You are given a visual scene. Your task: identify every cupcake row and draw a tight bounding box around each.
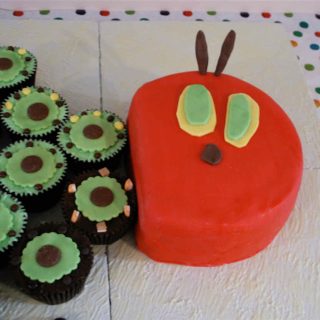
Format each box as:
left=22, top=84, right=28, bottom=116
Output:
left=0, top=165, right=136, bottom=304
left=0, top=46, right=136, bottom=305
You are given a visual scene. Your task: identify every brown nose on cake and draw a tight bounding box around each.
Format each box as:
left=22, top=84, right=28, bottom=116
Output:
left=201, top=144, right=222, bottom=165
left=0, top=57, right=13, bottom=70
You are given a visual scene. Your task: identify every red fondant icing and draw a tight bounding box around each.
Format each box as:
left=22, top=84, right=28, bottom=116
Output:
left=128, top=72, right=303, bottom=266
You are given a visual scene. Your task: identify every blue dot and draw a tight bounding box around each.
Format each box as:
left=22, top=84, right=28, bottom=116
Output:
left=310, top=43, right=319, bottom=50
left=299, top=21, right=309, bottom=28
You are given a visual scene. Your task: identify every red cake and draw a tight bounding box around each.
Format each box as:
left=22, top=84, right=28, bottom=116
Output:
left=128, top=30, right=303, bottom=266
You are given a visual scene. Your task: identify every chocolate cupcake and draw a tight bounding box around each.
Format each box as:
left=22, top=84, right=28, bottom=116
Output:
left=0, top=140, right=67, bottom=212
left=63, top=168, right=136, bottom=244
left=0, top=192, right=28, bottom=267
left=57, top=109, right=127, bottom=172
left=1, top=86, right=69, bottom=143
left=0, top=46, right=37, bottom=102
left=10, top=223, right=93, bottom=304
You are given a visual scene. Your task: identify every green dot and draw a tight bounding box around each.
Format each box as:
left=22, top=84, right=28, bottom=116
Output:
left=39, top=9, right=50, bottom=15
left=140, top=18, right=149, bottom=21
left=54, top=17, right=63, bottom=20
left=315, top=87, right=320, bottom=94
left=284, top=12, right=293, bottom=17
left=125, top=10, right=135, bottom=15
left=207, top=11, right=217, bottom=16
left=293, top=31, right=303, bottom=37
left=304, top=64, right=315, bottom=71
left=299, top=21, right=309, bottom=28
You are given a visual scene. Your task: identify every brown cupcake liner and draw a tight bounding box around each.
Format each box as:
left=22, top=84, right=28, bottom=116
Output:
left=10, top=222, right=93, bottom=305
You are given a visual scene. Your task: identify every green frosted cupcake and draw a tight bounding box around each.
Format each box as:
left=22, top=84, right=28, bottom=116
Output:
left=1, top=86, right=69, bottom=142
left=57, top=109, right=127, bottom=172
left=0, top=140, right=67, bottom=212
left=0, top=46, right=37, bottom=102
left=63, top=168, right=136, bottom=244
left=0, top=192, right=28, bottom=267
left=10, top=223, right=93, bottom=304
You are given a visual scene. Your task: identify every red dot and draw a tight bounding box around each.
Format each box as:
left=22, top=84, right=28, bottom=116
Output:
left=13, top=10, right=24, bottom=17
left=315, top=31, right=320, bottom=37
left=262, top=12, right=271, bottom=18
left=100, top=10, right=110, bottom=16
left=183, top=10, right=193, bottom=17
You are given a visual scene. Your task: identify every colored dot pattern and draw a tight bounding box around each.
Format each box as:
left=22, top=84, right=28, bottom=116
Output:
left=0, top=8, right=319, bottom=110
left=305, top=64, right=315, bottom=71
left=299, top=21, right=309, bottom=28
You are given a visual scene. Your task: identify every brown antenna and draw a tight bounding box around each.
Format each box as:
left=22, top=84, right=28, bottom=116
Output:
left=214, top=30, right=236, bottom=76
left=195, top=31, right=208, bottom=75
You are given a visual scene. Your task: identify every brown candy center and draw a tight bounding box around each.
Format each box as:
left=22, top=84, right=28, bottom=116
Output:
left=0, top=58, right=13, bottom=70
left=21, top=155, right=43, bottom=173
left=90, top=187, right=114, bottom=207
left=36, top=245, right=61, bottom=268
left=27, top=103, right=49, bottom=121
left=83, top=125, right=103, bottom=139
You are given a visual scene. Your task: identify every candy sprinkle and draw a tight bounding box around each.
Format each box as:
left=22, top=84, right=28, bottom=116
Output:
left=50, top=93, right=59, bottom=101
left=114, top=121, right=124, bottom=130
left=93, top=110, right=101, bottom=117
left=22, top=87, right=31, bottom=95
left=18, top=48, right=26, bottom=55
left=70, top=115, right=79, bottom=123
left=5, top=101, right=13, bottom=110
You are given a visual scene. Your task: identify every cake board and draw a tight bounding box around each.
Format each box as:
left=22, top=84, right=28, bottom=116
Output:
left=0, top=20, right=318, bottom=320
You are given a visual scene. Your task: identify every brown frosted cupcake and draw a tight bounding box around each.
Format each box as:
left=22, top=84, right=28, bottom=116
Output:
left=62, top=168, right=136, bottom=244
left=10, top=223, right=93, bottom=305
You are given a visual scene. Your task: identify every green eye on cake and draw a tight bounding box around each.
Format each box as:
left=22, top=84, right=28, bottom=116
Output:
left=63, top=168, right=136, bottom=244
left=10, top=223, right=93, bottom=304
left=0, top=140, right=67, bottom=212
left=58, top=109, right=127, bottom=172
left=0, top=192, right=28, bottom=267
left=1, top=86, right=69, bottom=142
left=0, top=46, right=37, bottom=101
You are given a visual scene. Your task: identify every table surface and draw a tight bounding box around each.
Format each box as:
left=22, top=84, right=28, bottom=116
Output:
left=0, top=12, right=319, bottom=320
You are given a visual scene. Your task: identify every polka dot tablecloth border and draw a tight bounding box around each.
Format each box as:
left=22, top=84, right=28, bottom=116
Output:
left=0, top=8, right=319, bottom=113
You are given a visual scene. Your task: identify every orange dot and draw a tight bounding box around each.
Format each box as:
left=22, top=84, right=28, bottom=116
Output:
left=13, top=10, right=24, bottom=17
left=290, top=40, right=298, bottom=47
left=100, top=10, right=110, bottom=16
left=262, top=12, right=271, bottom=18
left=314, top=99, right=320, bottom=108
left=183, top=10, right=193, bottom=17
left=315, top=31, right=320, bottom=37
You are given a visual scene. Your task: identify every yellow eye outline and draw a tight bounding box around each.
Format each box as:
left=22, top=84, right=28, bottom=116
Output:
left=224, top=93, right=260, bottom=148
left=176, top=84, right=216, bottom=137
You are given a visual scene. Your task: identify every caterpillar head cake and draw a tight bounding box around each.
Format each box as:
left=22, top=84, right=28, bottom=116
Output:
left=128, top=30, right=303, bottom=266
